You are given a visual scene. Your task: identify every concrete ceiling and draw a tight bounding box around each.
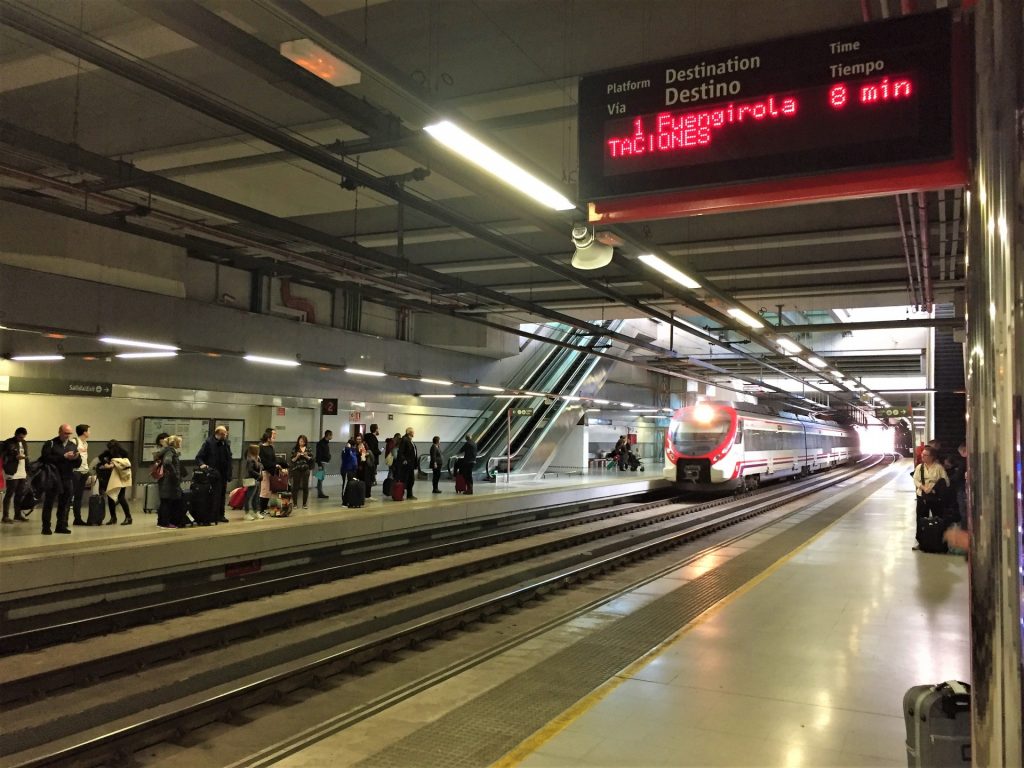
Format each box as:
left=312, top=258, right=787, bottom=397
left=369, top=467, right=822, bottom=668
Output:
left=0, top=0, right=967, bottom=414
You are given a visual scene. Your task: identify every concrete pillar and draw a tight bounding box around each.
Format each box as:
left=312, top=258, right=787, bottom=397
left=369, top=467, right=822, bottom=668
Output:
left=964, top=2, right=1023, bottom=764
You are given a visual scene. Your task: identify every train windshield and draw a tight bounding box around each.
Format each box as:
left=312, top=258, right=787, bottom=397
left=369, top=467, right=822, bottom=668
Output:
left=669, top=409, right=733, bottom=456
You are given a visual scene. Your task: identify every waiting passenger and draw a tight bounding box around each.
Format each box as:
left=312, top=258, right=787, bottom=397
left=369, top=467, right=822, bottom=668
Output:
left=196, top=425, right=232, bottom=523
left=365, top=425, right=382, bottom=484
left=39, top=423, right=82, bottom=535
left=429, top=436, right=443, bottom=494
left=1, top=427, right=30, bottom=524
left=459, top=432, right=477, bottom=494
left=397, top=427, right=419, bottom=500
left=242, top=444, right=262, bottom=520
left=340, top=439, right=358, bottom=496
left=946, top=443, right=968, bottom=521
left=258, top=428, right=283, bottom=518
left=70, top=424, right=92, bottom=526
left=913, top=447, right=950, bottom=520
left=96, top=439, right=132, bottom=525
left=157, top=435, right=187, bottom=529
left=290, top=435, right=314, bottom=509
left=315, top=430, right=332, bottom=499
left=354, top=434, right=376, bottom=498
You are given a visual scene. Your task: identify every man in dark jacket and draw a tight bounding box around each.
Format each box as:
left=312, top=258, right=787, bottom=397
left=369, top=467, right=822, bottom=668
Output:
left=2, top=427, right=30, bottom=523
left=364, top=425, right=381, bottom=486
left=459, top=433, right=478, bottom=495
left=315, top=430, right=332, bottom=498
left=397, top=427, right=419, bottom=500
left=39, top=423, right=82, bottom=535
left=196, top=425, right=233, bottom=522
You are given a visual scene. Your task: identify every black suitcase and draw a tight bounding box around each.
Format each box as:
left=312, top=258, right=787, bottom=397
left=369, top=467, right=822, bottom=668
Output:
left=87, top=494, right=106, bottom=525
left=904, top=680, right=971, bottom=767
left=189, top=467, right=219, bottom=525
left=916, top=515, right=950, bottom=553
left=381, top=477, right=392, bottom=497
left=344, top=478, right=366, bottom=508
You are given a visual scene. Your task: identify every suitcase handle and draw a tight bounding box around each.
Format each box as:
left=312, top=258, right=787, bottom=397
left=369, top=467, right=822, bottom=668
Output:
left=937, top=680, right=971, bottom=719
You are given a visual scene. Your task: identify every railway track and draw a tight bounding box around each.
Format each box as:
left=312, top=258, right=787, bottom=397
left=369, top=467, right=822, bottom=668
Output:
left=0, top=456, right=894, bottom=768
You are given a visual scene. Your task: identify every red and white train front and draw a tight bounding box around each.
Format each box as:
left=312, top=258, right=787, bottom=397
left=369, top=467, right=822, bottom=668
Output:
left=664, top=401, right=857, bottom=491
left=664, top=402, right=743, bottom=490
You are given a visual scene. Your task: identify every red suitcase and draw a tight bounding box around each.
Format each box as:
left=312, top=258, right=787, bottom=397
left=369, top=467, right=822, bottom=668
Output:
left=454, top=473, right=467, bottom=493
left=228, top=486, right=247, bottom=510
left=391, top=480, right=405, bottom=501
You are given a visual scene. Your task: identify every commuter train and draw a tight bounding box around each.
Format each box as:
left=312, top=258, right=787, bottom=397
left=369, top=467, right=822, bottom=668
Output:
left=665, top=401, right=860, bottom=491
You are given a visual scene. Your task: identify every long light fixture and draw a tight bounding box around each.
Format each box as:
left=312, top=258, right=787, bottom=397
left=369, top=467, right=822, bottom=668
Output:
left=420, top=394, right=455, bottom=399
left=727, top=308, right=765, bottom=329
left=478, top=385, right=504, bottom=392
left=593, top=399, right=610, bottom=404
left=423, top=120, right=575, bottom=211
left=244, top=354, right=300, bottom=367
left=10, top=354, right=65, bottom=361
left=494, top=394, right=518, bottom=399
left=585, top=408, right=600, bottom=412
left=345, top=367, right=386, bottom=377
left=808, top=356, right=828, bottom=368
left=420, top=377, right=452, bottom=386
left=638, top=253, right=701, bottom=289
left=525, top=391, right=546, bottom=397
left=630, top=408, right=658, bottom=413
left=117, top=351, right=178, bottom=359
left=619, top=402, right=635, bottom=407
left=100, top=336, right=179, bottom=351
left=777, top=337, right=802, bottom=354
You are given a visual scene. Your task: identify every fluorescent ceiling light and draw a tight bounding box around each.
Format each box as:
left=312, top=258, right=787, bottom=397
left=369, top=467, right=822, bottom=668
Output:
left=245, top=354, right=300, bottom=367
left=525, top=391, right=546, bottom=397
left=420, top=394, right=455, bottom=399
left=10, top=354, right=65, bottom=361
left=638, top=253, right=701, bottom=289
left=777, top=337, right=802, bottom=354
left=808, top=357, right=828, bottom=368
left=117, top=351, right=178, bottom=359
left=494, top=394, right=518, bottom=399
left=727, top=308, right=765, bottom=329
left=345, top=367, right=386, bottom=377
left=563, top=395, right=581, bottom=401
left=593, top=399, right=610, bottom=404
left=100, top=336, right=179, bottom=351
left=619, top=402, right=635, bottom=407
left=478, top=385, right=504, bottom=392
left=830, top=370, right=844, bottom=378
left=351, top=401, right=366, bottom=407
left=630, top=408, right=658, bottom=413
left=420, top=377, right=452, bottom=386
left=423, top=120, right=575, bottom=211
left=279, top=39, right=361, bottom=86
left=585, top=408, right=600, bottom=412
left=661, top=408, right=674, bottom=412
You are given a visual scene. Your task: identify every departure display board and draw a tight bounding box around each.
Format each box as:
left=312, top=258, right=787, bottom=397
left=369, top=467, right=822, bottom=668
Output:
left=578, top=11, right=954, bottom=202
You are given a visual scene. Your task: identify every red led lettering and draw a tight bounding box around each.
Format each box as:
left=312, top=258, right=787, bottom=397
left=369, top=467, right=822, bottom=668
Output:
left=829, top=83, right=848, bottom=108
left=859, top=76, right=912, bottom=104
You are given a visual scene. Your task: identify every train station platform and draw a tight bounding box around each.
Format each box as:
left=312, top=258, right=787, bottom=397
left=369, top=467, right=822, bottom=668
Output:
left=0, top=468, right=668, bottom=601
left=263, top=460, right=970, bottom=767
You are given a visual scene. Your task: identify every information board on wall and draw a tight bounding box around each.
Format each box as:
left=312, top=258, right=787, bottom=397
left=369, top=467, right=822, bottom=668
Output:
left=578, top=10, right=954, bottom=204
left=140, top=417, right=211, bottom=461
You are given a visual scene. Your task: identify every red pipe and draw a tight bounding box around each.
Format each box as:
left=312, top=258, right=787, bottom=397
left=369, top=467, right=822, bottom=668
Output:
left=861, top=0, right=873, bottom=21
left=280, top=278, right=316, bottom=323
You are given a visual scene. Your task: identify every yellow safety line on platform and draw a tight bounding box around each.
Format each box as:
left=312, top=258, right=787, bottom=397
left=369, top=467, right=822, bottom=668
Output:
left=491, top=465, right=901, bottom=768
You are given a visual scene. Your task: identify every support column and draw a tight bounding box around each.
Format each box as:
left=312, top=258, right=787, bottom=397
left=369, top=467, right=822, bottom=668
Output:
left=965, top=2, right=1023, bottom=765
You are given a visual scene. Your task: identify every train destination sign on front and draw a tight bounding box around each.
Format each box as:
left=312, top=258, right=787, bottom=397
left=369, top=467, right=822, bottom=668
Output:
left=578, top=11, right=954, bottom=205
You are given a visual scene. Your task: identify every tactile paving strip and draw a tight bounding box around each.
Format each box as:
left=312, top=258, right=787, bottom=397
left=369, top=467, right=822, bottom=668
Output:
left=354, top=469, right=896, bottom=768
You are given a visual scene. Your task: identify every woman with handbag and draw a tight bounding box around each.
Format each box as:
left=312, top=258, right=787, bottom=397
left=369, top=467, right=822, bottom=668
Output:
left=242, top=443, right=262, bottom=520
left=290, top=435, right=313, bottom=509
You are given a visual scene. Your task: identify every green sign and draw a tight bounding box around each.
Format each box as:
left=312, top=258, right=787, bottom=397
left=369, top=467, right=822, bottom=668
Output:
left=7, top=377, right=112, bottom=397
left=510, top=407, right=534, bottom=417
left=876, top=406, right=911, bottom=419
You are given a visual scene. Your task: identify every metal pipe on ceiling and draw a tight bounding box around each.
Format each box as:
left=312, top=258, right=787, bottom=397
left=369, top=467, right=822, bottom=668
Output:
left=917, top=191, right=934, bottom=311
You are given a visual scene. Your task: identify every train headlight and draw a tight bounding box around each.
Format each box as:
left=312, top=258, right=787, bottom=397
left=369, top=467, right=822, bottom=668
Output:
left=693, top=402, right=715, bottom=424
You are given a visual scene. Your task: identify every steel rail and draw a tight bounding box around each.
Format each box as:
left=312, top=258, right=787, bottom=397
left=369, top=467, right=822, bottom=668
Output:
left=3, top=458, right=889, bottom=768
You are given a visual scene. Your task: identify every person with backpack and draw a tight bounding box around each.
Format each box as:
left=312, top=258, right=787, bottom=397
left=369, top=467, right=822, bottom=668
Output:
left=2, top=427, right=30, bottom=524
left=39, top=423, right=82, bottom=535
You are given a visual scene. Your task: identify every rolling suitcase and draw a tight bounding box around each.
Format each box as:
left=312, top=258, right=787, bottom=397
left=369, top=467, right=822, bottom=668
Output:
left=228, top=486, right=247, bottom=510
left=382, top=477, right=393, bottom=497
left=343, top=478, right=366, bottom=508
left=87, top=493, right=106, bottom=525
left=390, top=479, right=405, bottom=502
left=916, top=515, right=949, bottom=553
left=189, top=468, right=218, bottom=525
left=904, top=680, right=971, bottom=767
left=454, top=473, right=467, bottom=494
left=144, top=483, right=161, bottom=513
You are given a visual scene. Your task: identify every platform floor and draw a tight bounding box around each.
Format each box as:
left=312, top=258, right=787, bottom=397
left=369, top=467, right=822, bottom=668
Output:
left=0, top=467, right=657, bottom=552
left=506, top=463, right=970, bottom=767
left=265, top=460, right=969, bottom=768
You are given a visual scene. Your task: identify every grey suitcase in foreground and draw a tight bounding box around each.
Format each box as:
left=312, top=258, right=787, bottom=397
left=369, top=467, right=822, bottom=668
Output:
left=904, top=680, right=971, bottom=767
left=144, top=483, right=161, bottom=513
